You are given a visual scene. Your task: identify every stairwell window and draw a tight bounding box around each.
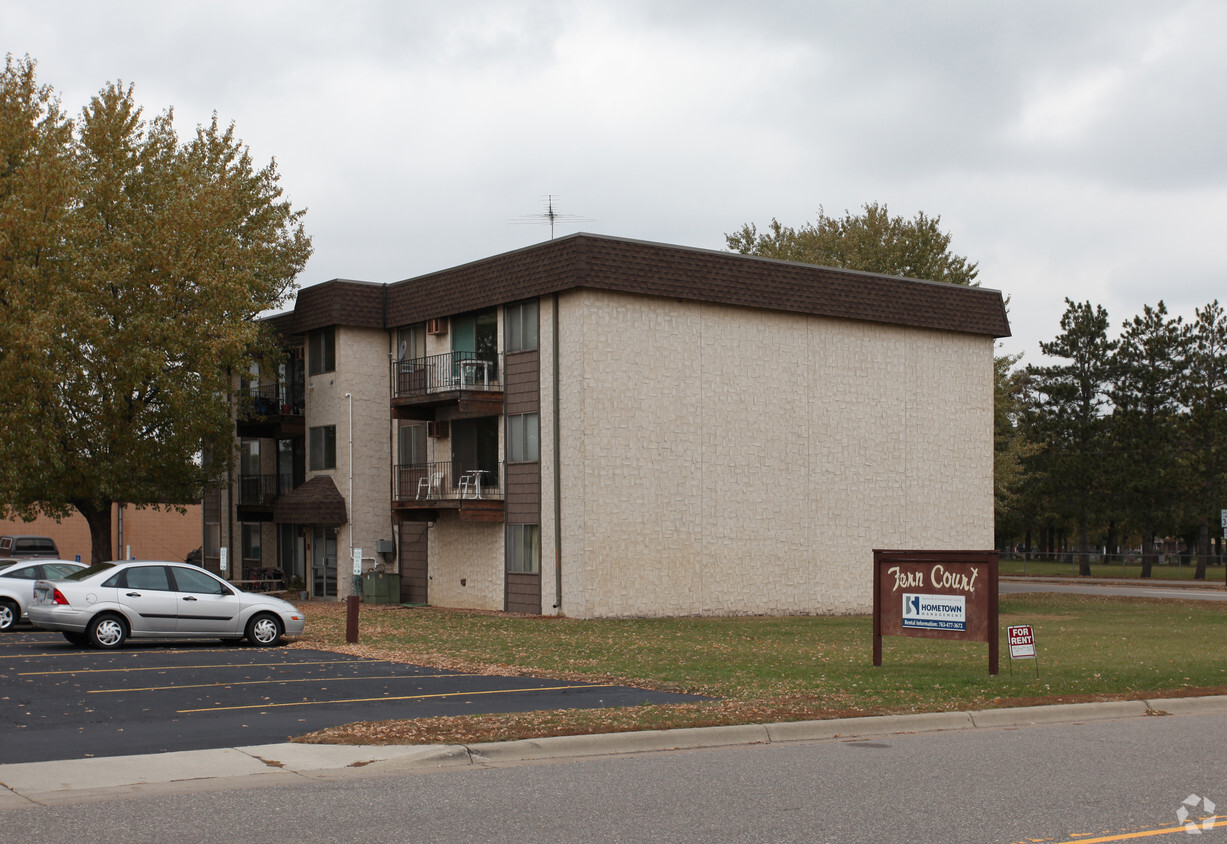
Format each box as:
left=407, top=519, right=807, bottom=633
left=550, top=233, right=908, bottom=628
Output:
left=507, top=524, right=540, bottom=574
left=506, top=412, right=539, bottom=463
left=308, top=327, right=335, bottom=375
left=309, top=425, right=337, bottom=470
left=505, top=300, right=538, bottom=352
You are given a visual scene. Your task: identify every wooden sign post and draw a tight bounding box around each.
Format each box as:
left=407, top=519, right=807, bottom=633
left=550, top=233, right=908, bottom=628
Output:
left=873, top=549, right=1000, bottom=675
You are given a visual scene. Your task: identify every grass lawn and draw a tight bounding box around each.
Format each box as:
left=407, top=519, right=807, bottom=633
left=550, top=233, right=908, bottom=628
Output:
left=292, top=593, right=1227, bottom=746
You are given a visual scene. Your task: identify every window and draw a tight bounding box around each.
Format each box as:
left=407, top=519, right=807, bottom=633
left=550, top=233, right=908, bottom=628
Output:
left=173, top=566, right=230, bottom=596
left=506, top=524, right=540, bottom=574
left=242, top=523, right=262, bottom=561
left=204, top=523, right=221, bottom=558
left=240, top=438, right=260, bottom=476
left=507, top=412, right=539, bottom=463
left=505, top=300, right=538, bottom=352
left=308, top=327, right=335, bottom=375
left=309, top=425, right=337, bottom=470
left=397, top=324, right=426, bottom=361
left=399, top=423, right=427, bottom=465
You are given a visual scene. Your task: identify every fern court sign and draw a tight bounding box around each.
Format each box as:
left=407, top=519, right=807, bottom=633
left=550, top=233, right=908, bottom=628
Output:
left=873, top=549, right=1000, bottom=675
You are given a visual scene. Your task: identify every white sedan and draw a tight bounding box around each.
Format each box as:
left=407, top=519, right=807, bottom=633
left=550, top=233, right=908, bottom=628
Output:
left=0, top=559, right=88, bottom=631
left=29, top=560, right=305, bottom=648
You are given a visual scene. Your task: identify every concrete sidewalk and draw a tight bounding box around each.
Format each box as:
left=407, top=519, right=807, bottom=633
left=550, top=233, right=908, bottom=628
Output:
left=4, top=695, right=1226, bottom=811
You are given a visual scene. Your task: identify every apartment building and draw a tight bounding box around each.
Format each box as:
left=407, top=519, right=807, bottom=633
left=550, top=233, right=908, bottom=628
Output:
left=206, top=233, right=1010, bottom=618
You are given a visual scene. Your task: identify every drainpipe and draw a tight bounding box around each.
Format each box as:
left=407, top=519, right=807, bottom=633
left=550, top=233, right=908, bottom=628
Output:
left=346, top=391, right=355, bottom=598
left=552, top=293, right=562, bottom=612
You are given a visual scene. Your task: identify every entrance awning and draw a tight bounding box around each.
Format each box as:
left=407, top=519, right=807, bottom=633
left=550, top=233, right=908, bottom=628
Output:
left=273, top=476, right=348, bottom=525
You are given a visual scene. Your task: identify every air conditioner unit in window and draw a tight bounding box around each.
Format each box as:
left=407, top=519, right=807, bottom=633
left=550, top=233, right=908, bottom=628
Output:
left=427, top=420, right=449, bottom=439
left=426, top=318, right=447, bottom=336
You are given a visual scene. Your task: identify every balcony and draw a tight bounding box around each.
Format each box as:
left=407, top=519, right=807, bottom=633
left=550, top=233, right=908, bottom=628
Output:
left=236, top=383, right=305, bottom=438
left=391, top=352, right=504, bottom=420
left=237, top=472, right=305, bottom=520
left=392, top=461, right=505, bottom=522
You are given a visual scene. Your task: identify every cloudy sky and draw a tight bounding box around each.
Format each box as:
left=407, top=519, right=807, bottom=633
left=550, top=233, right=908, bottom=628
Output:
left=5, top=0, right=1225, bottom=362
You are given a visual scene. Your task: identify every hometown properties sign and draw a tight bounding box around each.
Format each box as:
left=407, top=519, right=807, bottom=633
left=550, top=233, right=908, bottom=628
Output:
left=873, top=549, right=1000, bottom=675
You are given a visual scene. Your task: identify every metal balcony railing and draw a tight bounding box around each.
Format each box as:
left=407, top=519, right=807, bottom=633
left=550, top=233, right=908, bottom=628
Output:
left=239, top=383, right=305, bottom=418
left=237, top=473, right=303, bottom=506
left=392, top=352, right=502, bottom=400
left=393, top=461, right=504, bottom=502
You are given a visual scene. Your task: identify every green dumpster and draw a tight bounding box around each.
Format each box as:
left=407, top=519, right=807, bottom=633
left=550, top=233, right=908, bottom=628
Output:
left=361, top=572, right=400, bottom=605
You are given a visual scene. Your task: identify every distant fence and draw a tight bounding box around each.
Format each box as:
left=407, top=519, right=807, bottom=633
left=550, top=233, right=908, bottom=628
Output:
left=1000, top=550, right=1225, bottom=579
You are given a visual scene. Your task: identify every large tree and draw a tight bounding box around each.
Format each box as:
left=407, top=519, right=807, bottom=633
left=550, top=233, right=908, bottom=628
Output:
left=1023, top=300, right=1116, bottom=575
left=1108, top=302, right=1187, bottom=577
left=0, top=56, right=312, bottom=563
left=726, top=202, right=979, bottom=286
left=1181, top=301, right=1227, bottom=577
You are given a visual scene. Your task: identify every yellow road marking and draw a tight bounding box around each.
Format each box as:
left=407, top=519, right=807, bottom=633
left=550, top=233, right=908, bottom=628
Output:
left=87, top=673, right=464, bottom=693
left=18, top=659, right=373, bottom=676
left=177, top=683, right=616, bottom=713
left=1039, top=817, right=1227, bottom=842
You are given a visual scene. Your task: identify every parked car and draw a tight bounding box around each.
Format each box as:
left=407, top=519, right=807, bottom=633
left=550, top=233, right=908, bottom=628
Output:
left=0, top=559, right=88, bottom=631
left=0, top=535, right=60, bottom=559
left=28, top=560, right=306, bottom=648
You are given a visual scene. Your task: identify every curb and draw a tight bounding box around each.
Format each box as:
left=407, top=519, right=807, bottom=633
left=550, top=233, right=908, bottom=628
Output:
left=6, top=695, right=1227, bottom=810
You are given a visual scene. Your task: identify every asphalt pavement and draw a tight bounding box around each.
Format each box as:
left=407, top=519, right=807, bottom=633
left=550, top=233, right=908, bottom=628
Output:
left=4, top=695, right=1226, bottom=812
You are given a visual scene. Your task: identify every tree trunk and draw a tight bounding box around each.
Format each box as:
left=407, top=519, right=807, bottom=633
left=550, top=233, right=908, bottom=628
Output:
left=1077, top=508, right=1092, bottom=577
left=1195, top=518, right=1209, bottom=580
left=72, top=499, right=114, bottom=564
left=1140, top=534, right=1155, bottom=579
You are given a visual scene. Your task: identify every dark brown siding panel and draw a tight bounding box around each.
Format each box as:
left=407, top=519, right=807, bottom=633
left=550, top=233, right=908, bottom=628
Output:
left=398, top=522, right=428, bottom=604
left=505, top=463, right=541, bottom=523
left=506, top=572, right=541, bottom=614
left=504, top=350, right=540, bottom=416
left=281, top=235, right=1008, bottom=340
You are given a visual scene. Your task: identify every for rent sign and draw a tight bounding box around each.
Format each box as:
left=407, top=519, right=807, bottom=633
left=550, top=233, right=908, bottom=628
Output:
left=873, top=549, right=1000, bottom=675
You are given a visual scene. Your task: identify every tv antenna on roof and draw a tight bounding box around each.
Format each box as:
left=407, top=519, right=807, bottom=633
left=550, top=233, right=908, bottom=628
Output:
left=510, top=195, right=594, bottom=239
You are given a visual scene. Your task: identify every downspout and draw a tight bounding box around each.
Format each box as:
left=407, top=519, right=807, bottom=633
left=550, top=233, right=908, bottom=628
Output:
left=552, top=293, right=563, bottom=611
left=346, top=391, right=354, bottom=598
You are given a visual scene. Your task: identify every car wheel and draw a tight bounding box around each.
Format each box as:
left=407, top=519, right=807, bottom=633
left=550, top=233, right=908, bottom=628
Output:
left=87, top=614, right=127, bottom=649
left=245, top=613, right=283, bottom=647
left=0, top=599, right=17, bottom=631
left=62, top=631, right=88, bottom=646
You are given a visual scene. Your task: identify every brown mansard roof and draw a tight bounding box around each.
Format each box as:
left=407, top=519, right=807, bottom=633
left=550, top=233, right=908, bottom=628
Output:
left=279, top=233, right=1010, bottom=338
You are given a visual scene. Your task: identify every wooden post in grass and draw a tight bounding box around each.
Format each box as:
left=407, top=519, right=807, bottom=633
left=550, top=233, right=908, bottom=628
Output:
left=346, top=594, right=360, bottom=643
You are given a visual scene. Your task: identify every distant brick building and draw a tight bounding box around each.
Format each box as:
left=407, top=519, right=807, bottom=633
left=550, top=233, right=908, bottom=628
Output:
left=210, top=234, right=1009, bottom=617
left=0, top=504, right=201, bottom=564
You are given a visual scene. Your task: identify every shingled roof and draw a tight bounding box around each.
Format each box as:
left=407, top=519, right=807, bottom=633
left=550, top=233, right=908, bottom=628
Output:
left=273, top=476, right=348, bottom=525
left=279, top=233, right=1011, bottom=338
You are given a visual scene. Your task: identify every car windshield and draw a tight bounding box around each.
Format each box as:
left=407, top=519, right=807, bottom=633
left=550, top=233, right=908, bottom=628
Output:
left=62, top=563, right=116, bottom=581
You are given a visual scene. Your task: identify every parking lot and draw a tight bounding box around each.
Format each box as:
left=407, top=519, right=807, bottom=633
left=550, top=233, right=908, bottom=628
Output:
left=0, top=629, right=703, bottom=764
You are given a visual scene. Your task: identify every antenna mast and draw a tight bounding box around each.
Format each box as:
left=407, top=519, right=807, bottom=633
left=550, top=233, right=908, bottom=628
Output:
left=510, top=195, right=594, bottom=239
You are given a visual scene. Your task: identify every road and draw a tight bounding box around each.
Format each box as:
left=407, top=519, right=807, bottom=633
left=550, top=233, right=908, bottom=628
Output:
left=4, top=708, right=1226, bottom=843
left=1000, top=577, right=1227, bottom=601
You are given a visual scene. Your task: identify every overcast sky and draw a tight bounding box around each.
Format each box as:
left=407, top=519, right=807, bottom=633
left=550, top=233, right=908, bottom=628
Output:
left=5, top=0, right=1225, bottom=362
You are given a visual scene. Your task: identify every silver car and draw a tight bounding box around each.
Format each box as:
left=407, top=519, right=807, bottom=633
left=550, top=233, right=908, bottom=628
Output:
left=0, top=559, right=88, bottom=631
left=29, top=560, right=306, bottom=648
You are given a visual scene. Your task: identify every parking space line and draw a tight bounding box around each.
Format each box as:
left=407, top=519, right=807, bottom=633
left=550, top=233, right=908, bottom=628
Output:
left=86, top=673, right=465, bottom=693
left=18, top=659, right=375, bottom=676
left=177, top=683, right=617, bottom=713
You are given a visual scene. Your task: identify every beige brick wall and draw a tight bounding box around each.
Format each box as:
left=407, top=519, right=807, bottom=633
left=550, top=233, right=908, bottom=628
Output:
left=304, top=326, right=394, bottom=597
left=556, top=289, right=994, bottom=618
left=428, top=515, right=504, bottom=610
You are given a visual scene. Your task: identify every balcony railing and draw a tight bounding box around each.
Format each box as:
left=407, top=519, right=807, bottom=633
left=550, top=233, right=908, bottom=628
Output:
left=392, top=352, right=502, bottom=400
left=393, top=461, right=503, bottom=502
left=238, top=472, right=303, bottom=506
left=239, top=383, right=305, bottom=419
